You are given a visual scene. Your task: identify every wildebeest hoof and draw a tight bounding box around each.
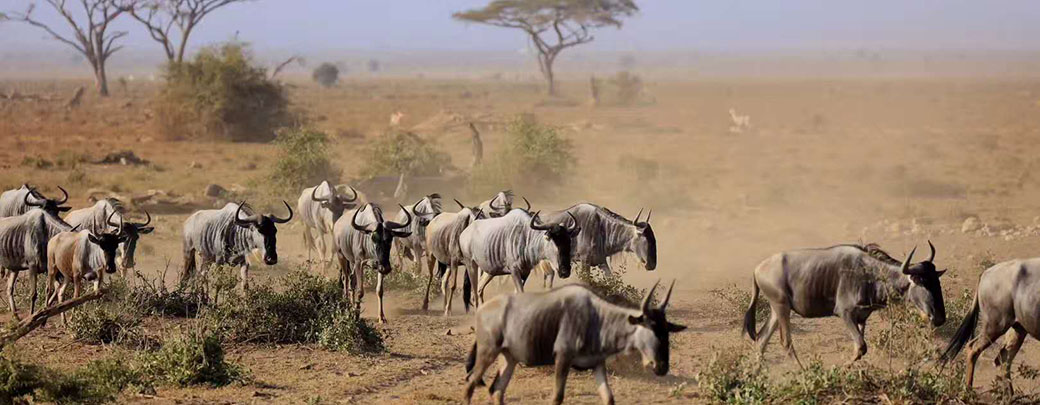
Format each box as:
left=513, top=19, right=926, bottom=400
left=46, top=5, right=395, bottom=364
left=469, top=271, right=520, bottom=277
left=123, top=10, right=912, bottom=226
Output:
left=83, top=271, right=98, bottom=281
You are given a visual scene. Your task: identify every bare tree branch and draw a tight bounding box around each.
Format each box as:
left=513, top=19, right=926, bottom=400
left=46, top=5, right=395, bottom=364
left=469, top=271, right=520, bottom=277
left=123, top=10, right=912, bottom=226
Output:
left=270, top=55, right=304, bottom=79
left=130, top=0, right=251, bottom=63
left=0, top=289, right=106, bottom=349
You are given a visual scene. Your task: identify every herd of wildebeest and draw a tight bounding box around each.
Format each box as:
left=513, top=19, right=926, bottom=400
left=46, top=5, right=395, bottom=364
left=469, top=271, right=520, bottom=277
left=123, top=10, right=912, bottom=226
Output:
left=0, top=181, right=1037, bottom=403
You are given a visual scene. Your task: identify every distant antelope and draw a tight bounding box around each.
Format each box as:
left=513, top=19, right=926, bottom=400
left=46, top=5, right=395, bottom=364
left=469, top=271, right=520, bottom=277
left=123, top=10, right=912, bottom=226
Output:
left=729, top=108, right=751, bottom=134
left=390, top=111, right=405, bottom=127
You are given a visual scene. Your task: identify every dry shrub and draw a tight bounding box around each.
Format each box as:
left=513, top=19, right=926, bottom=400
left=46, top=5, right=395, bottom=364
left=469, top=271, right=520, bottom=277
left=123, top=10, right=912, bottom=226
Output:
left=268, top=127, right=340, bottom=197
left=360, top=130, right=452, bottom=179
left=471, top=114, right=573, bottom=195
left=610, top=71, right=643, bottom=105
left=312, top=63, right=340, bottom=88
left=156, top=41, right=291, bottom=142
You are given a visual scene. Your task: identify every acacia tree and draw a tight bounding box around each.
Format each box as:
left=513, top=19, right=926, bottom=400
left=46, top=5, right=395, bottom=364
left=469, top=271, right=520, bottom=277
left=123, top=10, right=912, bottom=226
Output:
left=129, top=0, right=249, bottom=64
left=2, top=1, right=135, bottom=96
left=454, top=0, right=637, bottom=96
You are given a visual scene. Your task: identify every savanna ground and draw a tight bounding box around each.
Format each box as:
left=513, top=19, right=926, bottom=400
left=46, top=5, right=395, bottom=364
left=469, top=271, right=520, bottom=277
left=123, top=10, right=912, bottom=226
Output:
left=2, top=74, right=1040, bottom=403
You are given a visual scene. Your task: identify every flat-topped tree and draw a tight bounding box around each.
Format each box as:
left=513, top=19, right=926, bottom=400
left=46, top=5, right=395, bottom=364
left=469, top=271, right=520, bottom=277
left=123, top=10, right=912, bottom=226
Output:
left=454, top=0, right=638, bottom=96
left=2, top=1, right=135, bottom=97
left=130, top=0, right=251, bottom=64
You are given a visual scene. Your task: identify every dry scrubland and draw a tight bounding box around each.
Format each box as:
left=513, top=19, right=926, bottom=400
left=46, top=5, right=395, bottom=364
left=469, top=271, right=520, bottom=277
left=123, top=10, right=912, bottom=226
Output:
left=2, top=76, right=1040, bottom=403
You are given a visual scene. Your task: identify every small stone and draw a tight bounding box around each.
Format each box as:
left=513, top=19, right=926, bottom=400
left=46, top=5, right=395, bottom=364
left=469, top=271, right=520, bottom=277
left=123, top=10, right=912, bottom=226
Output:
left=204, top=184, right=227, bottom=198
left=189, top=161, right=202, bottom=169
left=961, top=217, right=982, bottom=233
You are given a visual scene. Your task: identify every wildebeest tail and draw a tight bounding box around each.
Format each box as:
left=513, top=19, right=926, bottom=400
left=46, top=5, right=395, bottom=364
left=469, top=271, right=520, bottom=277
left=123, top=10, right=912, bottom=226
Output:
left=744, top=276, right=760, bottom=341
left=940, top=293, right=980, bottom=365
left=463, top=271, right=472, bottom=312
left=464, top=340, right=484, bottom=386
left=435, top=261, right=447, bottom=279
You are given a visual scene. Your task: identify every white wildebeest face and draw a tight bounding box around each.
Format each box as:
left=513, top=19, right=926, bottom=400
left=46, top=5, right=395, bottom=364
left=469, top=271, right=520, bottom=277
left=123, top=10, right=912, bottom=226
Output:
left=353, top=205, right=412, bottom=274
left=902, top=241, right=947, bottom=327
left=312, top=184, right=359, bottom=224
left=487, top=191, right=513, bottom=218
left=24, top=186, right=71, bottom=217
left=531, top=211, right=580, bottom=279
left=115, top=211, right=154, bottom=270
left=632, top=209, right=657, bottom=271
left=627, top=281, right=687, bottom=376
left=235, top=201, right=293, bottom=265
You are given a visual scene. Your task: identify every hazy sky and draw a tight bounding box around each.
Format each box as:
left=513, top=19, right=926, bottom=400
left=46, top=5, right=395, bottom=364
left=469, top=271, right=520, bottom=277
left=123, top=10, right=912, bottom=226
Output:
left=2, top=0, right=1039, bottom=55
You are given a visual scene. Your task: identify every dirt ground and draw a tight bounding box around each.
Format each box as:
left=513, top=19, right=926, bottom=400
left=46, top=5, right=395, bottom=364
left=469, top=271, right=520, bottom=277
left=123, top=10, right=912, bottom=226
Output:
left=3, top=76, right=1040, bottom=403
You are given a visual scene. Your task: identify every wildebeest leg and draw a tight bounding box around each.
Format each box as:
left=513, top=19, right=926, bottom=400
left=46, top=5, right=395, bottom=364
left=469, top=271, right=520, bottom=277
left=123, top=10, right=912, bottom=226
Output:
left=57, top=280, right=68, bottom=326
left=28, top=268, right=38, bottom=315
left=337, top=255, right=349, bottom=300
left=509, top=267, right=524, bottom=294
left=994, top=323, right=1026, bottom=393
left=464, top=343, right=499, bottom=405
left=6, top=270, right=19, bottom=319
left=552, top=354, right=572, bottom=405
left=756, top=309, right=779, bottom=361
left=776, top=305, right=801, bottom=367
left=965, top=318, right=1010, bottom=388
left=180, top=248, right=196, bottom=286
left=594, top=363, right=614, bottom=405
left=840, top=313, right=867, bottom=364
left=445, top=261, right=458, bottom=317
left=490, top=352, right=517, bottom=405
left=316, top=231, right=327, bottom=267
left=477, top=271, right=494, bottom=304
left=239, top=263, right=250, bottom=291
left=422, top=253, right=435, bottom=311
left=376, top=272, right=387, bottom=323
left=353, top=261, right=365, bottom=311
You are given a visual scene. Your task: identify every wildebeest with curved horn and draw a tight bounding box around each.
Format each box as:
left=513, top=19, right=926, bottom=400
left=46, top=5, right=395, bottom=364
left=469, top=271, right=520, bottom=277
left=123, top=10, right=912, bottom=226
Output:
left=0, top=185, right=71, bottom=218
left=332, top=203, right=412, bottom=323
left=0, top=206, right=76, bottom=316
left=745, top=242, right=946, bottom=364
left=181, top=201, right=293, bottom=289
left=297, top=181, right=359, bottom=266
left=425, top=199, right=486, bottom=315
left=391, top=193, right=442, bottom=309
left=464, top=280, right=686, bottom=405
left=478, top=190, right=514, bottom=218
left=460, top=209, right=580, bottom=307
left=940, top=257, right=1040, bottom=392
left=65, top=199, right=154, bottom=280
left=46, top=212, right=128, bottom=324
left=537, top=204, right=656, bottom=288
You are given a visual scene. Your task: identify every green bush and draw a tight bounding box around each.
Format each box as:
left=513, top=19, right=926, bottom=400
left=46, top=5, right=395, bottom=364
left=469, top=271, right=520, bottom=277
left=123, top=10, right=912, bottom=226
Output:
left=65, top=281, right=148, bottom=347
left=471, top=114, right=573, bottom=194
left=316, top=306, right=386, bottom=353
left=268, top=127, right=340, bottom=196
left=157, top=41, right=292, bottom=142
left=360, top=130, right=452, bottom=179
left=136, top=332, right=245, bottom=387
left=575, top=263, right=651, bottom=307
left=312, top=63, right=340, bottom=87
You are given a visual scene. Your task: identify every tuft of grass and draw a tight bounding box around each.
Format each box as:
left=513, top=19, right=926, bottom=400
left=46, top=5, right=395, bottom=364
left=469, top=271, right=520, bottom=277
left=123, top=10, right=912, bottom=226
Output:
left=360, top=130, right=452, bottom=180
left=709, top=284, right=769, bottom=320
left=470, top=114, right=573, bottom=195
left=136, top=331, right=246, bottom=388
left=575, top=263, right=652, bottom=307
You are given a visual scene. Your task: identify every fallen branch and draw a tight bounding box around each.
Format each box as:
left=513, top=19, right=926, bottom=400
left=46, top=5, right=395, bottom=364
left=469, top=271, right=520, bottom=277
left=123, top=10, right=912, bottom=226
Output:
left=0, top=289, right=106, bottom=349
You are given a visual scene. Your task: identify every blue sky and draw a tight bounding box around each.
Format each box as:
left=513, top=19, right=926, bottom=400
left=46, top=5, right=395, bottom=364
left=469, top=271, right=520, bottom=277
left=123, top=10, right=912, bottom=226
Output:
left=2, top=0, right=1039, bottom=55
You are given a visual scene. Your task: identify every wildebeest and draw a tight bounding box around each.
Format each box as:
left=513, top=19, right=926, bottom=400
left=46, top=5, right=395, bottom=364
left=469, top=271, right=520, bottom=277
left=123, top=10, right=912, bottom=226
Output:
left=332, top=203, right=412, bottom=323
left=64, top=199, right=154, bottom=279
left=940, top=257, right=1040, bottom=392
left=46, top=212, right=127, bottom=324
left=0, top=185, right=71, bottom=218
left=464, top=281, right=686, bottom=405
left=181, top=201, right=293, bottom=289
left=425, top=199, right=486, bottom=315
left=537, top=204, right=657, bottom=287
left=0, top=207, right=76, bottom=316
left=478, top=190, right=514, bottom=218
left=391, top=193, right=442, bottom=309
left=744, top=242, right=946, bottom=364
left=460, top=209, right=580, bottom=306
left=297, top=181, right=359, bottom=265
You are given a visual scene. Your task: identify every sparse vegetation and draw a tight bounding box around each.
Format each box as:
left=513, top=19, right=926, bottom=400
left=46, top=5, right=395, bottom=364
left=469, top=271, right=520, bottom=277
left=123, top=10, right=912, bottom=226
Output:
left=135, top=331, right=245, bottom=387
left=709, top=284, right=769, bottom=320
left=611, top=71, right=643, bottom=105
left=312, top=63, right=340, bottom=87
left=268, top=126, right=340, bottom=197
left=576, top=263, right=650, bottom=307
left=471, top=114, right=573, bottom=194
left=156, top=41, right=292, bottom=142
left=360, top=130, right=452, bottom=179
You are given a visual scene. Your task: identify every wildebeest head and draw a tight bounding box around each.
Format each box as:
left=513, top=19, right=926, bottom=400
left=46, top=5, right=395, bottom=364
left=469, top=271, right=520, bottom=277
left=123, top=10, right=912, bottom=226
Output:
left=87, top=211, right=130, bottom=275
left=453, top=199, right=488, bottom=222
left=901, top=241, right=947, bottom=327
left=311, top=182, right=359, bottom=223
left=411, top=193, right=442, bottom=228
left=627, top=280, right=687, bottom=376
left=112, top=210, right=154, bottom=270
left=486, top=190, right=514, bottom=217
left=24, top=186, right=71, bottom=217
left=530, top=211, right=580, bottom=278
left=352, top=204, right=412, bottom=274
left=632, top=208, right=658, bottom=271
left=235, top=201, right=293, bottom=265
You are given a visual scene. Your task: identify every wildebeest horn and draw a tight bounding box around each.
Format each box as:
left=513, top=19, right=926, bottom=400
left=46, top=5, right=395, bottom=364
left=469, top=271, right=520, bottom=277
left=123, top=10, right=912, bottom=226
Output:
left=55, top=186, right=68, bottom=205
left=489, top=194, right=502, bottom=210
left=641, top=280, right=659, bottom=314
left=311, top=184, right=330, bottom=202
left=566, top=212, right=580, bottom=232
left=351, top=206, right=369, bottom=232
left=388, top=204, right=412, bottom=229
left=645, top=209, right=652, bottom=223
left=106, top=210, right=122, bottom=229
left=634, top=208, right=643, bottom=224
left=454, top=199, right=466, bottom=210
left=659, top=280, right=675, bottom=310
left=522, top=196, right=531, bottom=212
left=234, top=201, right=257, bottom=225
left=927, top=240, right=936, bottom=263
left=529, top=211, right=551, bottom=231
left=23, top=188, right=41, bottom=207
left=342, top=185, right=359, bottom=202
left=139, top=210, right=152, bottom=227
left=900, top=246, right=917, bottom=275
left=271, top=200, right=293, bottom=223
